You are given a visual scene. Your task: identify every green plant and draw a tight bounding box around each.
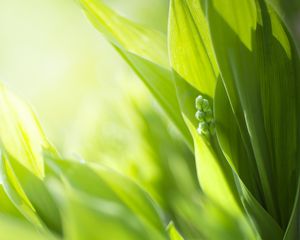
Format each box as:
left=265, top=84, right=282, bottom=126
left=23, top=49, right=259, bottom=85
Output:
left=78, top=0, right=300, bottom=239
left=0, top=0, right=300, bottom=239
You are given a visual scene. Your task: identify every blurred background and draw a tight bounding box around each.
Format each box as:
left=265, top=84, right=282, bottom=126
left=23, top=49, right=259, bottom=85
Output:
left=0, top=0, right=168, bottom=150
left=0, top=0, right=200, bottom=212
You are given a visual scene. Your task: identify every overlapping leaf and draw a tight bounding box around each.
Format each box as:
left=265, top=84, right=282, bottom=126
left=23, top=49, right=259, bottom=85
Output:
left=0, top=85, right=51, bottom=178
left=0, top=215, right=58, bottom=240
left=0, top=86, right=61, bottom=233
left=206, top=0, right=300, bottom=232
left=169, top=0, right=240, bottom=214
left=45, top=155, right=167, bottom=240
left=214, top=80, right=283, bottom=239
left=167, top=222, right=184, bottom=240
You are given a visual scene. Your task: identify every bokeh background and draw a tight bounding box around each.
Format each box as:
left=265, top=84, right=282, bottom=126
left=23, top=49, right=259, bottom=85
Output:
left=0, top=0, right=168, bottom=150
left=0, top=0, right=200, bottom=211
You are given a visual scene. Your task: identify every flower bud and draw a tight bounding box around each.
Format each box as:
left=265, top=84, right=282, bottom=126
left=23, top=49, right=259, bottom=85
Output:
left=195, top=95, right=203, bottom=110
left=195, top=110, right=205, bottom=121
left=197, top=122, right=209, bottom=136
left=201, top=99, right=210, bottom=112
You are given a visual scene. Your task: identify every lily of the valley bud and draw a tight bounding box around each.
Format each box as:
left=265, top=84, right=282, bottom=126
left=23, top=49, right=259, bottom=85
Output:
left=195, top=95, right=203, bottom=110
left=195, top=110, right=206, bottom=122
left=195, top=95, right=215, bottom=136
left=197, top=122, right=210, bottom=135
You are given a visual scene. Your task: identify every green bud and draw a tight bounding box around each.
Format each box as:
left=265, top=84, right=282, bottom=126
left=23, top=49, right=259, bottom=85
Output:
left=201, top=99, right=210, bottom=112
left=195, top=110, right=205, bottom=121
left=197, top=122, right=210, bottom=136
left=195, top=95, right=203, bottom=110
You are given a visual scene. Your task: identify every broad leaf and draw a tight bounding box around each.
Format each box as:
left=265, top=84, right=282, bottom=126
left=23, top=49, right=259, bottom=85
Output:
left=1, top=152, right=62, bottom=234
left=214, top=80, right=283, bottom=239
left=169, top=0, right=243, bottom=224
left=207, top=0, right=300, bottom=230
left=169, top=0, right=219, bottom=97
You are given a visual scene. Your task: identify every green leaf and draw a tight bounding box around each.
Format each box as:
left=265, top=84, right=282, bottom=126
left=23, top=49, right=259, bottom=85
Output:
left=79, top=0, right=191, bottom=148
left=0, top=85, right=53, bottom=178
left=80, top=0, right=169, bottom=68
left=170, top=76, right=255, bottom=238
left=168, top=0, right=243, bottom=223
left=118, top=51, right=191, bottom=146
left=214, top=80, right=283, bottom=239
left=0, top=86, right=60, bottom=232
left=0, top=184, right=24, bottom=219
left=167, top=222, right=184, bottom=240
left=171, top=192, right=256, bottom=240
left=64, top=190, right=160, bottom=240
left=207, top=0, right=300, bottom=229
left=1, top=152, right=62, bottom=234
left=169, top=0, right=219, bottom=97
left=0, top=215, right=58, bottom=240
left=0, top=151, right=42, bottom=227
left=283, top=172, right=300, bottom=239
left=45, top=156, right=167, bottom=240
left=185, top=118, right=241, bottom=215
left=168, top=1, right=286, bottom=238
left=214, top=80, right=260, bottom=198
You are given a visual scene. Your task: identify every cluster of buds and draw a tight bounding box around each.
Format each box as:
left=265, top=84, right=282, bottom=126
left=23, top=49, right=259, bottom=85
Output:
left=195, top=95, right=215, bottom=136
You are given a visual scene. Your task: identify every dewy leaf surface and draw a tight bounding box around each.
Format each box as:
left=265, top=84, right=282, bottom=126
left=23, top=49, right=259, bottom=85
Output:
left=79, top=0, right=191, bottom=147
left=207, top=0, right=300, bottom=230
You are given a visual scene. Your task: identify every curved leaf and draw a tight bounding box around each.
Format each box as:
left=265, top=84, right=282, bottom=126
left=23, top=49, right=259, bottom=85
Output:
left=0, top=215, right=58, bottom=240
left=169, top=0, right=219, bottom=97
left=0, top=85, right=52, bottom=178
left=169, top=0, right=243, bottom=223
left=214, top=79, right=283, bottom=239
left=0, top=86, right=60, bottom=232
left=167, top=222, right=184, bottom=240
left=45, top=156, right=167, bottom=240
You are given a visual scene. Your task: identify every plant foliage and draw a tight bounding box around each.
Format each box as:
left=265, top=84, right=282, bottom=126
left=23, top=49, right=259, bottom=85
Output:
left=1, top=0, right=300, bottom=239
